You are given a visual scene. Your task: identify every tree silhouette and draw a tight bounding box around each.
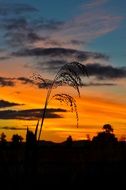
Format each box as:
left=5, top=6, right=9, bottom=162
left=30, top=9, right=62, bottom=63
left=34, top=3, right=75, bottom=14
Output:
left=33, top=61, right=88, bottom=141
left=65, top=135, right=73, bottom=147
left=93, top=124, right=117, bottom=143
left=0, top=132, right=7, bottom=147
left=103, top=124, right=113, bottom=133
left=11, top=134, right=23, bottom=146
left=0, top=132, right=6, bottom=143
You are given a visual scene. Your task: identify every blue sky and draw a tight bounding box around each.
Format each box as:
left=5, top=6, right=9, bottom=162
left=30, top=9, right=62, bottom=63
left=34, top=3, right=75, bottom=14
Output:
left=0, top=0, right=125, bottom=66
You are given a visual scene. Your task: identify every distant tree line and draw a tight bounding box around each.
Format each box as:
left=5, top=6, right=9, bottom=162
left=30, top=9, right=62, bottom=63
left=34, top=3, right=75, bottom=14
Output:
left=0, top=124, right=125, bottom=147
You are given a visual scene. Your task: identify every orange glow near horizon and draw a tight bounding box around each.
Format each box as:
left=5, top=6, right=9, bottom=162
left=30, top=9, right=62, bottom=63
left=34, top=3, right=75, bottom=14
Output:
left=0, top=81, right=126, bottom=142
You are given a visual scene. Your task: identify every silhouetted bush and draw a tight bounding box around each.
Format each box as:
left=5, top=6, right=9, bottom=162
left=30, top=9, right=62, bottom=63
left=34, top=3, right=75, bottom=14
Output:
left=92, top=124, right=117, bottom=144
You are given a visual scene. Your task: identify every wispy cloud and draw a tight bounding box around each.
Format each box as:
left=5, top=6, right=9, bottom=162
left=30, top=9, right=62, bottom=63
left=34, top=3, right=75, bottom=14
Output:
left=0, top=3, right=37, bottom=16
left=85, top=0, right=108, bottom=9
left=53, top=15, right=122, bottom=48
left=46, top=0, right=122, bottom=49
left=34, top=18, right=64, bottom=31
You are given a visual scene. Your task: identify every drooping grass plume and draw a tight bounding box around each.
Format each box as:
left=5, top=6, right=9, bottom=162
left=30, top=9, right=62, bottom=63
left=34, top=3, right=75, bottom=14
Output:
left=52, top=93, right=79, bottom=128
left=54, top=61, right=88, bottom=96
left=33, top=61, right=88, bottom=141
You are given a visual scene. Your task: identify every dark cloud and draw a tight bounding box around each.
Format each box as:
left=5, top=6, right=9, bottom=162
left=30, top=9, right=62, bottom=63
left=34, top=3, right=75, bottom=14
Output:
left=2, top=18, right=42, bottom=47
left=0, top=16, right=86, bottom=48
left=37, top=80, right=52, bottom=89
left=0, top=16, right=64, bottom=48
left=0, top=76, right=35, bottom=87
left=17, top=77, right=35, bottom=85
left=26, top=32, right=42, bottom=42
left=5, top=30, right=42, bottom=47
left=0, top=76, right=15, bottom=87
left=37, top=80, right=63, bottom=89
left=24, top=63, right=126, bottom=81
left=0, top=61, right=125, bottom=91
left=35, top=62, right=126, bottom=85
left=86, top=63, right=126, bottom=79
left=2, top=18, right=29, bottom=30
left=43, top=39, right=63, bottom=46
left=37, top=60, right=68, bottom=71
left=36, top=75, right=116, bottom=88
left=0, top=108, right=66, bottom=120
left=82, top=82, right=116, bottom=86
left=17, top=76, right=53, bottom=88
left=0, top=3, right=64, bottom=49
left=13, top=47, right=109, bottom=61
left=0, top=3, right=37, bottom=16
left=0, top=100, right=23, bottom=108
left=0, top=56, right=10, bottom=60
left=0, top=75, right=49, bottom=88
left=17, top=76, right=56, bottom=89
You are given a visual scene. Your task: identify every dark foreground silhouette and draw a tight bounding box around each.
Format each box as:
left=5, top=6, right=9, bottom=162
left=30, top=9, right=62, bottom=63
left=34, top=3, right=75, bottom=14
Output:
left=0, top=138, right=126, bottom=189
left=0, top=124, right=126, bottom=189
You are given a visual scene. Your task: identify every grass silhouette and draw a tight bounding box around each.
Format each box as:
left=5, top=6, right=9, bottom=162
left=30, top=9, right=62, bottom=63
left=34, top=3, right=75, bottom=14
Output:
left=33, top=61, right=88, bottom=141
left=52, top=93, right=79, bottom=128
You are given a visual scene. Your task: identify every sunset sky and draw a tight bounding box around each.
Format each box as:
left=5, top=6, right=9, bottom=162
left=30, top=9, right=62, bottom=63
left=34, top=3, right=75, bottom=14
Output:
left=0, top=0, right=126, bottom=142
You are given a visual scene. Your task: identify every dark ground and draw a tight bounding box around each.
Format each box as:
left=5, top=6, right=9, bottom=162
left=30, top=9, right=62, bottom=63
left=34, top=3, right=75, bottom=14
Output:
left=0, top=140, right=126, bottom=189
